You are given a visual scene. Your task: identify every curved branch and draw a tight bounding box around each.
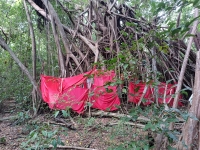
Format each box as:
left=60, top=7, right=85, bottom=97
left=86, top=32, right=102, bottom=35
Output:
left=0, top=36, right=41, bottom=96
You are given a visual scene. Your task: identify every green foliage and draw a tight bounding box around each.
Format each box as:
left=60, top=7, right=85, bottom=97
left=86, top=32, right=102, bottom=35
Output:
left=21, top=123, right=65, bottom=150
left=16, top=111, right=31, bottom=125
left=0, top=137, right=6, bottom=145
left=108, top=104, right=189, bottom=149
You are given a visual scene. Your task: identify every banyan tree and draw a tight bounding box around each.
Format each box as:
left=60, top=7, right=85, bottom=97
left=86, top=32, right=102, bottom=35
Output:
left=27, top=0, right=197, bottom=86
left=0, top=0, right=200, bottom=149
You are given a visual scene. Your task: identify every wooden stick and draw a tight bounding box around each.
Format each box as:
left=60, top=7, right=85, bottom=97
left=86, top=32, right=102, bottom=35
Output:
left=48, top=145, right=97, bottom=150
left=105, top=122, right=145, bottom=128
left=137, top=85, right=148, bottom=106
left=0, top=115, right=18, bottom=122
left=88, top=111, right=150, bottom=122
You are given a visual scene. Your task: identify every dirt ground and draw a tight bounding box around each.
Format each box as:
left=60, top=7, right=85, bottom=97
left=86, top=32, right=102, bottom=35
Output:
left=0, top=99, right=147, bottom=150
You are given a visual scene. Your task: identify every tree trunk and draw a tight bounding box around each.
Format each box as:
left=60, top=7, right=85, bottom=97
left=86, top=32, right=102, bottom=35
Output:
left=170, top=8, right=199, bottom=130
left=179, top=50, right=200, bottom=150
left=50, top=16, right=66, bottom=77
left=23, top=0, right=41, bottom=116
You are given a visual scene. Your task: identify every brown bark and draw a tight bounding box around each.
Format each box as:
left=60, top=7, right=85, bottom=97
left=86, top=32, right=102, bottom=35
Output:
left=26, top=0, right=50, bottom=20
left=23, top=0, right=39, bottom=115
left=176, top=9, right=200, bottom=149
left=179, top=50, right=200, bottom=150
left=27, top=0, right=197, bottom=90
left=41, top=0, right=83, bottom=75
left=50, top=16, right=66, bottom=77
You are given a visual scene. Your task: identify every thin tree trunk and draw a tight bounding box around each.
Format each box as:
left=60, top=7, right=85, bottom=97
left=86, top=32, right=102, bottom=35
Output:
left=170, top=8, right=199, bottom=130
left=23, top=0, right=39, bottom=115
left=181, top=53, right=200, bottom=149
left=42, top=0, right=83, bottom=75
left=179, top=50, right=200, bottom=150
left=50, top=16, right=66, bottom=77
left=46, top=22, right=50, bottom=75
left=26, top=0, right=50, bottom=20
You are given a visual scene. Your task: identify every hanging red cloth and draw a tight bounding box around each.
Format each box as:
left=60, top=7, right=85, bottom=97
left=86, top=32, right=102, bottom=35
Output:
left=128, top=81, right=182, bottom=106
left=128, top=82, right=154, bottom=105
left=91, top=70, right=120, bottom=111
left=157, top=82, right=182, bottom=106
left=40, top=70, right=121, bottom=113
left=40, top=70, right=93, bottom=114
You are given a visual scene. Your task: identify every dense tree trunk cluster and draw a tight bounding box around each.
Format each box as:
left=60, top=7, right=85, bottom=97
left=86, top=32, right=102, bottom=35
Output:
left=29, top=0, right=197, bottom=88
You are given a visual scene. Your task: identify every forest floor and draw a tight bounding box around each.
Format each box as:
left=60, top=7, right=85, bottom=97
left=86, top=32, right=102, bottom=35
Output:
left=0, top=99, right=149, bottom=150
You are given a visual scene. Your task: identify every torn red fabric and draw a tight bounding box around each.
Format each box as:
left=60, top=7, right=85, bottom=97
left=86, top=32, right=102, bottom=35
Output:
left=40, top=72, right=91, bottom=114
left=128, top=82, right=154, bottom=105
left=157, top=82, right=182, bottom=106
left=128, top=81, right=182, bottom=106
left=91, top=70, right=120, bottom=111
left=40, top=70, right=121, bottom=113
left=157, top=82, right=175, bottom=104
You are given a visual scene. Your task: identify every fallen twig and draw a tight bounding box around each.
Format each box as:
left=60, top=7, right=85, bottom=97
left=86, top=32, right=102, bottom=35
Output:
left=105, top=122, right=145, bottom=128
left=54, top=118, right=76, bottom=130
left=87, top=111, right=150, bottom=122
left=0, top=115, right=18, bottom=122
left=48, top=145, right=98, bottom=150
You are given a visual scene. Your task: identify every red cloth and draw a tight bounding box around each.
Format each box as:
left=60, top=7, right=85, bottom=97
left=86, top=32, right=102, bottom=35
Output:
left=128, top=82, right=154, bottom=105
left=40, top=73, right=90, bottom=113
left=128, top=81, right=182, bottom=106
left=91, top=70, right=120, bottom=111
left=40, top=70, right=121, bottom=113
left=157, top=82, right=182, bottom=106
left=157, top=83, right=175, bottom=104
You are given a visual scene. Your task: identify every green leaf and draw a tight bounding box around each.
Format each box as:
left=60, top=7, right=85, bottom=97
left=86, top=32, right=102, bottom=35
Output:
left=31, top=132, right=38, bottom=140
left=185, top=16, right=200, bottom=28
left=57, top=137, right=64, bottom=145
left=62, top=110, right=68, bottom=118
left=52, top=139, right=57, bottom=148
left=42, top=130, right=48, bottom=137
left=168, top=22, right=176, bottom=32
left=171, top=27, right=182, bottom=36
left=54, top=111, right=59, bottom=118
left=123, top=64, right=128, bottom=69
left=122, top=88, right=127, bottom=94
left=180, top=90, right=188, bottom=97
left=181, top=113, right=189, bottom=120
left=158, top=2, right=165, bottom=9
left=193, top=0, right=200, bottom=7
left=185, top=34, right=196, bottom=38
left=144, top=122, right=154, bottom=131
left=106, top=88, right=113, bottom=93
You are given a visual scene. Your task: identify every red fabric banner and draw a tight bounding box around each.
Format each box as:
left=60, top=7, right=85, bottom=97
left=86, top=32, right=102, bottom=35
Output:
left=91, top=70, right=120, bottom=111
left=40, top=70, right=121, bottom=113
left=128, top=82, right=154, bottom=105
left=128, top=81, right=182, bottom=106
left=40, top=71, right=91, bottom=113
